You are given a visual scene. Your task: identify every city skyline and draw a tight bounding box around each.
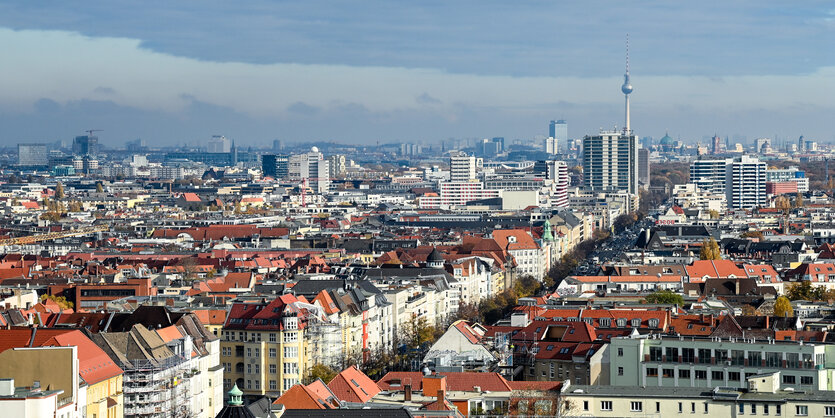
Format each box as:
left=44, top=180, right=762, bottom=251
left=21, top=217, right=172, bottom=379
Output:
left=0, top=2, right=834, bottom=145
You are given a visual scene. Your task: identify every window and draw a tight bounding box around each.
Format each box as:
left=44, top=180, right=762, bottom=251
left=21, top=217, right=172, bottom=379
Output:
left=656, top=402, right=660, bottom=413
left=601, top=401, right=613, bottom=411
left=583, top=401, right=588, bottom=411
left=269, top=333, right=276, bottom=342
left=695, top=370, right=707, bottom=380
left=618, top=367, right=624, bottom=376
left=269, top=380, right=277, bottom=390
left=698, top=349, right=711, bottom=364
left=650, top=347, right=663, bottom=362
left=679, top=369, right=691, bottom=379
left=630, top=401, right=642, bottom=412
left=691, top=402, right=696, bottom=413
left=776, top=405, right=781, bottom=416
left=824, top=406, right=835, bottom=416
left=269, top=348, right=276, bottom=358
left=247, top=348, right=252, bottom=357
left=284, top=362, right=298, bottom=375
left=618, top=348, right=624, bottom=357
left=751, top=404, right=756, bottom=414
left=663, top=368, right=675, bottom=378
left=729, top=371, right=741, bottom=382
left=284, top=346, right=298, bottom=358
left=269, top=364, right=276, bottom=374
left=283, top=378, right=299, bottom=390
left=782, top=375, right=795, bottom=385
left=740, top=404, right=744, bottom=414
left=254, top=348, right=260, bottom=358
left=247, top=364, right=252, bottom=374
left=795, top=405, right=808, bottom=416
left=647, top=367, right=658, bottom=377
left=712, top=370, right=724, bottom=381
left=254, top=364, right=260, bottom=374
left=801, top=376, right=813, bottom=385
left=284, top=332, right=298, bottom=342
left=255, top=380, right=260, bottom=389
left=766, top=352, right=781, bottom=368
left=666, top=347, right=677, bottom=361
left=764, top=404, right=769, bottom=415
left=682, top=348, right=695, bottom=363
left=705, top=403, right=709, bottom=413
left=679, top=402, right=683, bottom=413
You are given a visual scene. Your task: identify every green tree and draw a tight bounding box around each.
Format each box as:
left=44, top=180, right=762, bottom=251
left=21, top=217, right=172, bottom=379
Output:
left=699, top=237, right=721, bottom=260
left=55, top=182, right=65, bottom=199
left=643, top=290, right=684, bottom=305
left=304, top=363, right=338, bottom=385
left=774, top=296, right=794, bottom=318
left=40, top=294, right=74, bottom=310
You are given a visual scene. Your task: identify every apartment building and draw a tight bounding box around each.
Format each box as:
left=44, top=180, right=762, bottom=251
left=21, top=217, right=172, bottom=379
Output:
left=726, top=155, right=767, bottom=210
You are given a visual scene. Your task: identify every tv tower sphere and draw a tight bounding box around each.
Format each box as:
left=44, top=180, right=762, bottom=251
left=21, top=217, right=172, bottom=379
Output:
left=622, top=74, right=633, bottom=95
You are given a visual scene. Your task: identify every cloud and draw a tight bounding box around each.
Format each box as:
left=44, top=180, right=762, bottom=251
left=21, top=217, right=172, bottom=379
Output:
left=0, top=27, right=834, bottom=145
left=416, top=93, right=441, bottom=105
left=286, top=102, right=320, bottom=115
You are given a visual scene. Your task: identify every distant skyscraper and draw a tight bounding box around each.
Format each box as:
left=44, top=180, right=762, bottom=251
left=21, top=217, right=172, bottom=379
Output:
left=289, top=147, right=330, bottom=193
left=72, top=135, right=99, bottom=156
left=207, top=135, right=231, bottom=153
left=638, top=147, right=650, bottom=188
left=272, top=139, right=282, bottom=152
left=549, top=120, right=567, bottom=153
left=711, top=135, right=722, bottom=154
left=544, top=137, right=558, bottom=154
left=449, top=154, right=482, bottom=182
left=726, top=155, right=767, bottom=209
left=262, top=154, right=289, bottom=179
left=583, top=131, right=638, bottom=194
left=17, top=144, right=48, bottom=166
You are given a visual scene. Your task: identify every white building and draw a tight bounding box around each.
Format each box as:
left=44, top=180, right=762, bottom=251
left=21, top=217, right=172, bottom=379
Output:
left=418, top=181, right=501, bottom=209
left=726, top=155, right=767, bottom=209
left=289, top=147, right=330, bottom=193
left=690, top=158, right=732, bottom=195
left=582, top=130, right=639, bottom=195
left=207, top=135, right=230, bottom=153
left=449, top=154, right=482, bottom=182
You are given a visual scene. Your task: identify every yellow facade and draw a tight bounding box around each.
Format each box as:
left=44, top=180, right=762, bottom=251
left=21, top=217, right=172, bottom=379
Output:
left=85, top=376, right=124, bottom=418
left=220, top=327, right=308, bottom=397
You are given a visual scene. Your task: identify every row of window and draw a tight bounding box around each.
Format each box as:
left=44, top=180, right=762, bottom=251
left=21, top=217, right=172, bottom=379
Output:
left=223, top=362, right=300, bottom=375
left=222, top=345, right=299, bottom=358
left=222, top=331, right=299, bottom=342
left=647, top=347, right=816, bottom=368
left=643, top=367, right=814, bottom=385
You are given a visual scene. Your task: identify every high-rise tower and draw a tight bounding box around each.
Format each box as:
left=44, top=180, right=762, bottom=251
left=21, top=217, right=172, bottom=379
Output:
left=621, top=35, right=633, bottom=133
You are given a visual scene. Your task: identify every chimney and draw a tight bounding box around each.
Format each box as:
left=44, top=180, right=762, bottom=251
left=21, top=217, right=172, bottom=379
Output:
left=765, top=315, right=769, bottom=329
left=735, top=279, right=741, bottom=295
left=437, top=389, right=445, bottom=405
left=404, top=384, right=412, bottom=402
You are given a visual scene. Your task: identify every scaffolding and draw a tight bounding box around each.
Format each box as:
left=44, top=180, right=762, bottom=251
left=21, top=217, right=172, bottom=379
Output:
left=120, top=355, right=194, bottom=418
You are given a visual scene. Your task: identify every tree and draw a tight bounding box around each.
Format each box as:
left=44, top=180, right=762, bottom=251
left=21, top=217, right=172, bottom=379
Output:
left=403, top=316, right=437, bottom=351
left=40, top=294, right=74, bottom=310
left=699, top=237, right=721, bottom=260
left=95, top=182, right=104, bottom=193
left=774, top=296, right=794, bottom=318
left=741, top=305, right=761, bottom=316
left=740, top=230, right=764, bottom=240
left=456, top=302, right=481, bottom=323
left=785, top=281, right=835, bottom=302
left=177, top=257, right=199, bottom=281
left=55, top=182, right=65, bottom=199
left=643, top=290, right=684, bottom=306
left=708, top=209, right=720, bottom=219
left=794, top=192, right=804, bottom=208
left=304, top=363, right=338, bottom=385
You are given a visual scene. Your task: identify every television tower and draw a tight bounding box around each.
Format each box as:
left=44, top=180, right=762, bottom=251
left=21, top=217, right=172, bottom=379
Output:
left=621, top=35, right=633, bottom=134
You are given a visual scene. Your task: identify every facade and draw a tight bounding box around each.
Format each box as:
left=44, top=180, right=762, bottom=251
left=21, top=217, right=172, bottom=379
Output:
left=766, top=181, right=798, bottom=195
left=449, top=154, right=482, bottom=182
left=690, top=158, right=731, bottom=195
left=207, top=135, right=231, bottom=153
left=262, top=154, right=289, bottom=179
left=552, top=160, right=569, bottom=208
left=72, top=135, right=99, bottom=156
left=610, top=334, right=835, bottom=391
left=220, top=295, right=311, bottom=398
left=726, top=155, right=767, bottom=209
left=549, top=120, right=567, bottom=152
left=289, top=148, right=330, bottom=193
left=637, top=147, right=650, bottom=188
left=582, top=130, right=638, bottom=195
left=544, top=137, right=558, bottom=154
left=17, top=144, right=48, bottom=166
left=766, top=166, right=809, bottom=192
left=418, top=182, right=502, bottom=209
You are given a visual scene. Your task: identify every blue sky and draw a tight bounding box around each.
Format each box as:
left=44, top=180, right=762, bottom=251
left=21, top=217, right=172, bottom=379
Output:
left=0, top=1, right=833, bottom=146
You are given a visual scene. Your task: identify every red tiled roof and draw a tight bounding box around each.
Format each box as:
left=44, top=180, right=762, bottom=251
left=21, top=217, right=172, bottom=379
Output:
left=327, top=366, right=381, bottom=403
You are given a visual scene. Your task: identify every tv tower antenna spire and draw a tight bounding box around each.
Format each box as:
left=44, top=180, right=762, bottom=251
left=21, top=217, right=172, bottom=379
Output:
left=621, top=34, right=633, bottom=134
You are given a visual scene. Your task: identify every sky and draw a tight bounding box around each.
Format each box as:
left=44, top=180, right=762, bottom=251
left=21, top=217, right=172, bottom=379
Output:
left=0, top=1, right=833, bottom=147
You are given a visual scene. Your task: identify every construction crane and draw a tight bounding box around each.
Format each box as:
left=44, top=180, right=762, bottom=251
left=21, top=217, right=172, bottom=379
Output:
left=85, top=129, right=103, bottom=137
left=0, top=225, right=109, bottom=247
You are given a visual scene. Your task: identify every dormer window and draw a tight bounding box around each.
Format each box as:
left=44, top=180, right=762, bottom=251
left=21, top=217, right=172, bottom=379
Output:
left=617, top=318, right=627, bottom=328
left=630, top=318, right=641, bottom=327
left=648, top=319, right=659, bottom=328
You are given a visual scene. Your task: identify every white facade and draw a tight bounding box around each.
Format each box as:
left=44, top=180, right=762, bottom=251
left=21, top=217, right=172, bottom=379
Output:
left=582, top=131, right=639, bottom=195
left=207, top=135, right=230, bottom=153
left=726, top=155, right=767, bottom=209
left=449, top=155, right=482, bottom=182
left=289, top=148, right=330, bottom=193
left=690, top=158, right=731, bottom=195
left=418, top=181, right=502, bottom=209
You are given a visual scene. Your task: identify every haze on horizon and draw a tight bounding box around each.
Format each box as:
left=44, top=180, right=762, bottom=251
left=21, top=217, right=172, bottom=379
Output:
left=0, top=1, right=833, bottom=147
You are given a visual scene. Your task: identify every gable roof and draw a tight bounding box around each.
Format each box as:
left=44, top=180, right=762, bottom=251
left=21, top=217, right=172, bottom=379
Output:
left=327, top=365, right=381, bottom=403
